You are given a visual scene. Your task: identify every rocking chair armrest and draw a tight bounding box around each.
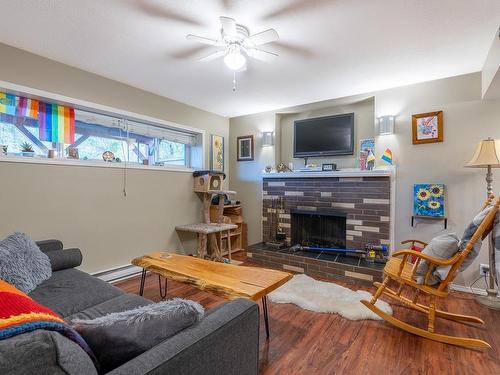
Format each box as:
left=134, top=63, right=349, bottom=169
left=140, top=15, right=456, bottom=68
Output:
left=392, top=250, right=456, bottom=266
left=400, top=239, right=428, bottom=247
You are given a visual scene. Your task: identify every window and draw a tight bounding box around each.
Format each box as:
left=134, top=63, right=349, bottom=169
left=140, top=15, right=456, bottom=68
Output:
left=0, top=91, right=202, bottom=169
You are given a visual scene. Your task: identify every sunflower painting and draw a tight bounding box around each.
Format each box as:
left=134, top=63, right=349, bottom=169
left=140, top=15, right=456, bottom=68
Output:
left=210, top=134, right=224, bottom=172
left=413, top=183, right=445, bottom=217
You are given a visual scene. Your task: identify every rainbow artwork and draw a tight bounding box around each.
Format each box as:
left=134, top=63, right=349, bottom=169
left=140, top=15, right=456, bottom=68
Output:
left=0, top=92, right=39, bottom=119
left=381, top=148, right=393, bottom=164
left=38, top=102, right=75, bottom=144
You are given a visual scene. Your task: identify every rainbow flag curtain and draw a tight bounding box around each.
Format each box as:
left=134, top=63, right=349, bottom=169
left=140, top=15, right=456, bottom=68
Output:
left=0, top=92, right=39, bottom=119
left=39, top=102, right=75, bottom=144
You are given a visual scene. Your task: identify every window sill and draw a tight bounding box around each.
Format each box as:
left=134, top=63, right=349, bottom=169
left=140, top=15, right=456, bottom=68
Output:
left=0, top=155, right=195, bottom=173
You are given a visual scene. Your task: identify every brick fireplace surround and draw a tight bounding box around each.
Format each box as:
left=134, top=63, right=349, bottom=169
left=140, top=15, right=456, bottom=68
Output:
left=248, top=170, right=394, bottom=284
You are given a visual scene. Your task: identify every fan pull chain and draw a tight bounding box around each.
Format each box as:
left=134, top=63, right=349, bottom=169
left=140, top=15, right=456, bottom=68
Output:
left=232, top=72, right=237, bottom=92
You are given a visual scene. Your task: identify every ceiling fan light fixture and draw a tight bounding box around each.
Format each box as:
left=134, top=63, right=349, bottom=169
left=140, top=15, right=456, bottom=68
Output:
left=224, top=46, right=246, bottom=71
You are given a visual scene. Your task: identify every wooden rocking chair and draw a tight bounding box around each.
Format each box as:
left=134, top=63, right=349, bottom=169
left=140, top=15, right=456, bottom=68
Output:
left=361, top=195, right=500, bottom=349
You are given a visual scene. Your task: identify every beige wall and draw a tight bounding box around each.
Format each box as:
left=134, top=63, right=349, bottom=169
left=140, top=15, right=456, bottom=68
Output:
left=229, top=73, right=500, bottom=287
left=0, top=43, right=229, bottom=273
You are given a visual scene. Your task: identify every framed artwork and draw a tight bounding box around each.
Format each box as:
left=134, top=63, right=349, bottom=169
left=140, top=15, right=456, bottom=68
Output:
left=210, top=134, right=224, bottom=172
left=412, top=111, right=443, bottom=144
left=413, top=184, right=445, bottom=217
left=237, top=135, right=254, bottom=161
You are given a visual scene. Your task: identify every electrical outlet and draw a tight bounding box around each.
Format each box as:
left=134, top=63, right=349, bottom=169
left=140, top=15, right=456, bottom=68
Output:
left=479, top=263, right=490, bottom=276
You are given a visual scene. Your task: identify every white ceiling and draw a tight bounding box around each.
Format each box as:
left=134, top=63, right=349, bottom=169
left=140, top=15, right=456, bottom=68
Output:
left=0, top=0, right=499, bottom=118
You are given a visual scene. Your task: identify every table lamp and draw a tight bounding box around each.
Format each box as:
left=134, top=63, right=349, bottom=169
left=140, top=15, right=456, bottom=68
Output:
left=465, top=137, right=500, bottom=309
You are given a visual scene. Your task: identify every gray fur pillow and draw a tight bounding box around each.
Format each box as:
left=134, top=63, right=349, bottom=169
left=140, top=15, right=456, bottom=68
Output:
left=72, top=298, right=204, bottom=373
left=415, top=233, right=460, bottom=285
left=0, top=233, right=52, bottom=293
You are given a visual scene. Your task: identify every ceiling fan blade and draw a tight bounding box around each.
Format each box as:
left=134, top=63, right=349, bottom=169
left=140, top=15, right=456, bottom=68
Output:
left=199, top=50, right=227, bottom=62
left=249, top=29, right=279, bottom=46
left=186, top=34, right=220, bottom=46
left=247, top=48, right=278, bottom=62
left=220, top=16, right=237, bottom=37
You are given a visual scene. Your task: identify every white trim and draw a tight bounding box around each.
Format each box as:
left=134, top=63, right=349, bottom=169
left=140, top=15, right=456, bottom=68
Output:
left=0, top=155, right=195, bottom=173
left=92, top=264, right=142, bottom=283
left=449, top=283, right=487, bottom=296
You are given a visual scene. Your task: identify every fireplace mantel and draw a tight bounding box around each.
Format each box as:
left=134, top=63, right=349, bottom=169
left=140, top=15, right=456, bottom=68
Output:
left=261, top=167, right=395, bottom=179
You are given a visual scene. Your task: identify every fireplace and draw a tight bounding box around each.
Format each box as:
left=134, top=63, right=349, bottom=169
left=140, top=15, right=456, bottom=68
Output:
left=291, top=209, right=347, bottom=249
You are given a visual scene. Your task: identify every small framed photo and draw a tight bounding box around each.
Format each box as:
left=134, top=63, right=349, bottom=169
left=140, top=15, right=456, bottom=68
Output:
left=412, top=111, right=443, bottom=144
left=210, top=134, right=224, bottom=172
left=237, top=135, right=254, bottom=161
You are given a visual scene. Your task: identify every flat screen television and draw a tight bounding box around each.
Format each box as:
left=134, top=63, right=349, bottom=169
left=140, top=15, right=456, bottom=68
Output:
left=293, top=113, right=354, bottom=158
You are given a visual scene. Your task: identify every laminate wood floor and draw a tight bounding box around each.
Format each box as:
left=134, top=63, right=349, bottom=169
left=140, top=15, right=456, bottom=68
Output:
left=114, top=252, right=500, bottom=375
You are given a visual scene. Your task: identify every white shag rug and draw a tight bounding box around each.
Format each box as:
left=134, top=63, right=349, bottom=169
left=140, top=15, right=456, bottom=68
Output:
left=268, top=274, right=392, bottom=320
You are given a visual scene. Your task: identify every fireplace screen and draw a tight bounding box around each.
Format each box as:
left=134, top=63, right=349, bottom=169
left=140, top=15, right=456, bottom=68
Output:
left=291, top=210, right=346, bottom=249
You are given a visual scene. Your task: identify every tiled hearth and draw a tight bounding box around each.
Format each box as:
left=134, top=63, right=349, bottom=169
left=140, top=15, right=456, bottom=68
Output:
left=248, top=243, right=384, bottom=284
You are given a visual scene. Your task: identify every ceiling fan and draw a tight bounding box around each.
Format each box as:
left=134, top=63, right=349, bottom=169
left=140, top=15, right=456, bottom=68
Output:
left=186, top=16, right=279, bottom=71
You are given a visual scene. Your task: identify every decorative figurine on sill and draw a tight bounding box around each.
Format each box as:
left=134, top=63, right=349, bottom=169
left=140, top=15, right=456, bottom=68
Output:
left=67, top=147, right=79, bottom=160
left=102, top=151, right=115, bottom=162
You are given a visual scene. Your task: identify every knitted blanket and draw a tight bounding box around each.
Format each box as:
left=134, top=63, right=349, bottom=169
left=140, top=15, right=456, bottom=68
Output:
left=0, top=279, right=96, bottom=364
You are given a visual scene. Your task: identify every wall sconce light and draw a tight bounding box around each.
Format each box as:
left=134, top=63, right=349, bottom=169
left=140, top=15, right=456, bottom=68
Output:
left=377, top=115, right=395, bottom=135
left=261, top=131, right=274, bottom=147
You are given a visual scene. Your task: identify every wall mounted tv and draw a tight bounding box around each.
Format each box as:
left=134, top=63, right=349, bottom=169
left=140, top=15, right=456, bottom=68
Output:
left=293, top=113, right=354, bottom=158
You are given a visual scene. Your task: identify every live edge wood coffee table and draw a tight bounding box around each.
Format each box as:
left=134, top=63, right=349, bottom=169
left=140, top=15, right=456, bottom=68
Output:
left=132, top=252, right=292, bottom=338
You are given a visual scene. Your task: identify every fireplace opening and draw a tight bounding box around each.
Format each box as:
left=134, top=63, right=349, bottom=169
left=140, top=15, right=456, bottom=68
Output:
left=291, top=209, right=346, bottom=249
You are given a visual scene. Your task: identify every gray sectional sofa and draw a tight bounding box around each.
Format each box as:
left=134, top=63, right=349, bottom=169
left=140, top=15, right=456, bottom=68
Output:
left=0, top=240, right=260, bottom=375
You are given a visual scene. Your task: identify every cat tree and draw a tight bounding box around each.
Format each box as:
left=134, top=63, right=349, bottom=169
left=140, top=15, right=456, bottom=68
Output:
left=176, top=171, right=237, bottom=262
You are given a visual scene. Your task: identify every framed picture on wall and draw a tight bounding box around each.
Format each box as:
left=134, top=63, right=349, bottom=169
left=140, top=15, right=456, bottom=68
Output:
left=210, top=134, right=224, bottom=172
left=412, top=111, right=443, bottom=144
left=237, top=135, right=254, bottom=161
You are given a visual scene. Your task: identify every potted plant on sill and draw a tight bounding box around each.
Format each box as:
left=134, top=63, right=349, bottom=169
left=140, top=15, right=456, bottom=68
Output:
left=20, top=142, right=35, bottom=157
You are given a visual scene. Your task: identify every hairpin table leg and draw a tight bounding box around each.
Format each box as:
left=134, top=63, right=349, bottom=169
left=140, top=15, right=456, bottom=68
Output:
left=262, top=295, right=270, bottom=339
left=158, top=275, right=168, bottom=300
left=139, top=269, right=147, bottom=296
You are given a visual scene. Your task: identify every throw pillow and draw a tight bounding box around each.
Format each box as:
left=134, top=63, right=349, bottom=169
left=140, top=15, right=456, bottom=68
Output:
left=72, top=298, right=204, bottom=373
left=0, top=233, right=52, bottom=293
left=415, top=233, right=460, bottom=285
left=458, top=205, right=493, bottom=270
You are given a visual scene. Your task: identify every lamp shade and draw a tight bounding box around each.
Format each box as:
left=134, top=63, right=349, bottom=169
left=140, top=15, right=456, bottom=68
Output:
left=465, top=138, right=500, bottom=168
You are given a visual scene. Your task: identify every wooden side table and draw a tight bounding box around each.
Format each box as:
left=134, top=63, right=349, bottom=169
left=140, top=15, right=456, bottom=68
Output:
left=175, top=223, right=238, bottom=262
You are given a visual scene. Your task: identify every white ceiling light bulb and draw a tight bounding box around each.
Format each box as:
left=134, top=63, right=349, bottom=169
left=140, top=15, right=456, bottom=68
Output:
left=224, top=45, right=246, bottom=71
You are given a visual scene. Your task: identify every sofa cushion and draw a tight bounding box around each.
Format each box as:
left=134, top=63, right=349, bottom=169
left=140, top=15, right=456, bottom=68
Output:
left=0, top=330, right=98, bottom=375
left=66, top=293, right=152, bottom=321
left=0, top=232, right=52, bottom=293
left=73, top=298, right=204, bottom=373
left=29, top=268, right=123, bottom=318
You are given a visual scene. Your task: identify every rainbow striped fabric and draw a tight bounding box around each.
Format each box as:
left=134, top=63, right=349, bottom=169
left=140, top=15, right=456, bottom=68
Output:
left=0, top=91, right=76, bottom=144
left=38, top=102, right=75, bottom=144
left=0, top=92, right=39, bottom=119
left=381, top=148, right=393, bottom=164
left=0, top=280, right=95, bottom=363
